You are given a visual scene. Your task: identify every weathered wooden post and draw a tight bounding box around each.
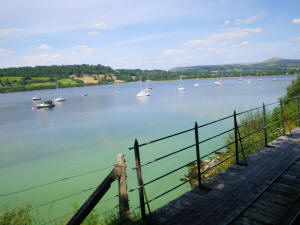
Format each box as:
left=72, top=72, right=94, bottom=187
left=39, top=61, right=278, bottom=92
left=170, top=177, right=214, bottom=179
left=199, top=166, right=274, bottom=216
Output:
left=262, top=103, right=268, bottom=146
left=133, top=139, right=146, bottom=220
left=297, top=96, right=300, bottom=127
left=194, top=122, right=201, bottom=186
left=234, top=110, right=239, bottom=164
left=117, top=153, right=130, bottom=221
left=280, top=99, right=286, bottom=135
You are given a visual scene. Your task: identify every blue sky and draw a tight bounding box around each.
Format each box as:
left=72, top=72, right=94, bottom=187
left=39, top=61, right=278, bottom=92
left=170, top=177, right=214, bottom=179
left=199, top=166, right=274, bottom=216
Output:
left=0, top=0, right=299, bottom=69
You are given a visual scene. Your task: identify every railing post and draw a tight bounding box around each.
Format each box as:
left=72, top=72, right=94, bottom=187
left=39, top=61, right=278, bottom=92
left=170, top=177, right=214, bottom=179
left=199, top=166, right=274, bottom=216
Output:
left=297, top=96, right=300, bottom=127
left=280, top=99, right=286, bottom=135
left=117, top=153, right=130, bottom=222
left=134, top=139, right=146, bottom=220
left=262, top=102, right=268, bottom=146
left=234, top=110, right=239, bottom=164
left=194, top=122, right=201, bottom=186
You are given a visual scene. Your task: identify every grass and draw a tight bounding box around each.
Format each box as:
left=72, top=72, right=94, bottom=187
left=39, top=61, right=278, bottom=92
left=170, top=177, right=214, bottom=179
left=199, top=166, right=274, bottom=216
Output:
left=0, top=203, right=144, bottom=225
left=31, top=77, right=51, bottom=82
left=59, top=79, right=78, bottom=86
left=0, top=76, right=23, bottom=82
left=26, top=82, right=56, bottom=87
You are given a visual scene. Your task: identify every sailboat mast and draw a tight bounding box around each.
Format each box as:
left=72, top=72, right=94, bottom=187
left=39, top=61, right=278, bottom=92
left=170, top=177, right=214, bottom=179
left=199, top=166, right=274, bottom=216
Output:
left=56, top=80, right=58, bottom=97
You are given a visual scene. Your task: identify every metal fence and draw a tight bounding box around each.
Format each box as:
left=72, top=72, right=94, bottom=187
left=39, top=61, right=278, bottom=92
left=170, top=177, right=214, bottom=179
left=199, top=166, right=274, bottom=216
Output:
left=128, top=96, right=300, bottom=220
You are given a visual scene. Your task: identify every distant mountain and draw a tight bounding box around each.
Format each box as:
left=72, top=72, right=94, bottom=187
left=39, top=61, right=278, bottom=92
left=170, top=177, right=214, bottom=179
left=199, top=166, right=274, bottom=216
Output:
left=170, top=58, right=300, bottom=77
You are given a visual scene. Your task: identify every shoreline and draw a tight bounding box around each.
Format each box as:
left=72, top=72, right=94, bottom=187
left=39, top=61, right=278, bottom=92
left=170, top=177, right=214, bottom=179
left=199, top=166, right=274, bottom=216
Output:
left=0, top=74, right=297, bottom=94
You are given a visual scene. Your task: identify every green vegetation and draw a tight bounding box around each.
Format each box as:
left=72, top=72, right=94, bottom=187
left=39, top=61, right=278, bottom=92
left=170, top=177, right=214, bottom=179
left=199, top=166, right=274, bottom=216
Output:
left=1, top=58, right=300, bottom=93
left=183, top=75, right=300, bottom=188
left=0, top=203, right=144, bottom=225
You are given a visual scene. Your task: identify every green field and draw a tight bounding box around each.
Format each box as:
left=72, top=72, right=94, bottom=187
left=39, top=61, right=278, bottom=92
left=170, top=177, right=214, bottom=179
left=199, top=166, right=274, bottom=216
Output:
left=59, top=78, right=78, bottom=85
left=26, top=82, right=56, bottom=87
left=31, top=77, right=51, bottom=82
left=0, top=76, right=23, bottom=82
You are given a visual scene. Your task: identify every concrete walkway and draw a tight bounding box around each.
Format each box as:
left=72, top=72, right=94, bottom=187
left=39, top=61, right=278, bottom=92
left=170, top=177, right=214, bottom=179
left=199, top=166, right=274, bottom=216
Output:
left=153, top=128, right=300, bottom=225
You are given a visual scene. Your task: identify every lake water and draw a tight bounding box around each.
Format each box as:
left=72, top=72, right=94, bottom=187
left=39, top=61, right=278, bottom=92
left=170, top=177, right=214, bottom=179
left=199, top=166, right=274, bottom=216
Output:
left=0, top=76, right=295, bottom=222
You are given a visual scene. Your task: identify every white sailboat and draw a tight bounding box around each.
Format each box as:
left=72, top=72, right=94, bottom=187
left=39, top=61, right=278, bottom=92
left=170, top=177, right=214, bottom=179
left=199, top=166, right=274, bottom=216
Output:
left=177, top=75, right=186, bottom=91
left=193, top=76, right=199, bottom=86
left=116, top=81, right=120, bottom=90
left=54, top=80, right=66, bottom=102
left=214, top=76, right=222, bottom=86
left=136, top=76, right=150, bottom=97
left=144, top=80, right=152, bottom=91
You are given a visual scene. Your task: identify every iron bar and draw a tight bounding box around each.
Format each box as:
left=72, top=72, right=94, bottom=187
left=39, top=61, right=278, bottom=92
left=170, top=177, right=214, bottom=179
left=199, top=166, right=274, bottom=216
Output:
left=236, top=106, right=262, bottom=116
left=194, top=122, right=201, bottom=186
left=234, top=110, right=239, bottom=164
left=297, top=96, right=300, bottom=127
left=263, top=102, right=268, bottom=147
left=200, top=140, right=235, bottom=160
left=265, top=101, right=279, bottom=107
left=142, top=160, right=197, bottom=187
left=238, top=116, right=264, bottom=129
left=198, top=127, right=235, bottom=145
left=128, top=127, right=194, bottom=150
left=280, top=99, right=286, bottom=135
left=201, top=154, right=235, bottom=175
left=132, top=143, right=196, bottom=170
left=147, top=175, right=198, bottom=204
left=133, top=139, right=146, bottom=220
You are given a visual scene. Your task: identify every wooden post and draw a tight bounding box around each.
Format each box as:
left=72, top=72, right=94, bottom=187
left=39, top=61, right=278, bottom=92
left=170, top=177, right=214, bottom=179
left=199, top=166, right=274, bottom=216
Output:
left=134, top=139, right=146, bottom=220
left=234, top=110, right=239, bottom=164
left=194, top=122, right=201, bottom=186
left=117, top=153, right=130, bottom=221
left=280, top=99, right=286, bottom=135
left=67, top=168, right=117, bottom=225
left=262, top=103, right=268, bottom=146
left=297, top=96, right=300, bottom=127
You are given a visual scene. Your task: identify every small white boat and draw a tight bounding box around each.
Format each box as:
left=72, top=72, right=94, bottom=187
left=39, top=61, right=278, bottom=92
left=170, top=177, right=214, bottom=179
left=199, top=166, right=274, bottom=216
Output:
left=214, top=76, right=222, bottom=86
left=258, top=77, right=263, bottom=82
left=193, top=83, right=199, bottom=87
left=136, top=90, right=150, bottom=97
left=32, top=96, right=41, bottom=101
left=136, top=76, right=150, bottom=97
left=36, top=99, right=55, bottom=109
left=214, top=81, right=222, bottom=86
left=177, top=87, right=186, bottom=91
left=177, top=75, right=186, bottom=91
left=54, top=81, right=66, bottom=102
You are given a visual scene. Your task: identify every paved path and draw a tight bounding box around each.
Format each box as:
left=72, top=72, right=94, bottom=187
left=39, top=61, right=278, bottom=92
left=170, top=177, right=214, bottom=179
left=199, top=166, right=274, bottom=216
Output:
left=154, top=128, right=300, bottom=225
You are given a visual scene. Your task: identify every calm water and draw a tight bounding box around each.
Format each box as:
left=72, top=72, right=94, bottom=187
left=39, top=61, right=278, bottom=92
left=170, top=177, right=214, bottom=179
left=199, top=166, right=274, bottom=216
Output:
left=0, top=76, right=295, bottom=221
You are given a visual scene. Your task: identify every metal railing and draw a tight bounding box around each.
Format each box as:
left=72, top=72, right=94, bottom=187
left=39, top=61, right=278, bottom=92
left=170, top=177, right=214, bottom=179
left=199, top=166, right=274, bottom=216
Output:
left=129, top=96, right=300, bottom=220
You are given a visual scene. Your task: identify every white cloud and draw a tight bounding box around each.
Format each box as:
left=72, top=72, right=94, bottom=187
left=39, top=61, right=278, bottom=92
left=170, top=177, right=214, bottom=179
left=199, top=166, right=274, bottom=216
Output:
left=293, top=18, right=300, bottom=24
left=235, top=13, right=266, bottom=25
left=164, top=49, right=187, bottom=55
left=35, top=44, right=52, bottom=50
left=90, top=21, right=111, bottom=30
left=0, top=28, right=22, bottom=36
left=224, top=20, right=230, bottom=26
left=23, top=54, right=63, bottom=65
left=0, top=48, right=14, bottom=56
left=72, top=45, right=96, bottom=55
left=185, top=39, right=212, bottom=46
left=88, top=31, right=100, bottom=35
left=293, top=36, right=300, bottom=42
left=207, top=28, right=262, bottom=41
left=231, top=41, right=250, bottom=48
